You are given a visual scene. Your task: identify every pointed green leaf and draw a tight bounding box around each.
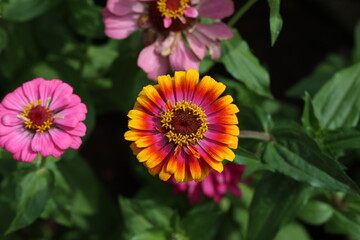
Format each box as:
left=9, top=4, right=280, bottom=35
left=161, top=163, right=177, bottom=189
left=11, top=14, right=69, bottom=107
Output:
left=6, top=168, right=54, bottom=234
left=221, top=30, right=272, bottom=98
left=246, top=173, right=309, bottom=240
left=264, top=142, right=360, bottom=194
left=323, top=128, right=360, bottom=150
left=301, top=92, right=320, bottom=133
left=266, top=123, right=360, bottom=194
left=313, top=62, right=360, bottom=130
left=268, top=0, right=283, bottom=46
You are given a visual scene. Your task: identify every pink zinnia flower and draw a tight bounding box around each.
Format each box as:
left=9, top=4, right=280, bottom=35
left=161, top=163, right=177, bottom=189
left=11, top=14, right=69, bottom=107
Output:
left=0, top=78, right=87, bottom=162
left=171, top=163, right=247, bottom=204
left=102, top=0, right=234, bottom=80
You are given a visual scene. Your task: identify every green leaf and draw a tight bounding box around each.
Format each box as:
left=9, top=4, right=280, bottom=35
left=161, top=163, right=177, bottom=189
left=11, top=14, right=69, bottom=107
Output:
left=301, top=92, right=320, bottom=133
left=323, top=128, right=360, bottom=150
left=246, top=173, right=309, bottom=240
left=353, top=20, right=360, bottom=63
left=313, top=62, right=360, bottom=130
left=2, top=0, right=55, bottom=22
left=287, top=54, right=349, bottom=98
left=267, top=0, right=283, bottom=46
left=119, top=197, right=174, bottom=237
left=233, top=146, right=273, bottom=180
left=66, top=0, right=103, bottom=38
left=6, top=168, right=54, bottom=234
left=221, top=30, right=272, bottom=98
left=130, top=228, right=168, bottom=240
left=264, top=141, right=360, bottom=194
left=297, top=200, right=334, bottom=225
left=274, top=222, right=311, bottom=240
left=267, top=123, right=360, bottom=194
left=325, top=211, right=360, bottom=239
left=182, top=202, right=220, bottom=240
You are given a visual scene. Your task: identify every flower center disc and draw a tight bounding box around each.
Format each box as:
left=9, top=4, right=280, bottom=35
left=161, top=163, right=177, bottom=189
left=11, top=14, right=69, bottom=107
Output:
left=148, top=0, right=195, bottom=33
left=157, top=0, right=189, bottom=18
left=161, top=100, right=208, bottom=146
left=20, top=100, right=55, bottom=133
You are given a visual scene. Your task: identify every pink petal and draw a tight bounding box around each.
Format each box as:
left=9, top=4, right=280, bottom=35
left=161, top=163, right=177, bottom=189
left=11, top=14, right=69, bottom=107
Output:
left=13, top=140, right=37, bottom=163
left=185, top=33, right=206, bottom=59
left=49, top=128, right=72, bottom=150
left=1, top=113, right=22, bottom=127
left=0, top=125, right=19, bottom=137
left=209, top=41, right=221, bottom=59
left=155, top=33, right=175, bottom=55
left=137, top=42, right=169, bottom=81
left=163, top=17, right=172, bottom=28
left=184, top=7, right=198, bottom=18
left=202, top=175, right=215, bottom=197
left=198, top=0, right=234, bottom=19
left=195, top=23, right=234, bottom=40
left=48, top=81, right=73, bottom=111
left=61, top=122, right=87, bottom=137
left=2, top=129, right=30, bottom=153
left=70, top=136, right=82, bottom=149
left=106, top=0, right=145, bottom=16
left=2, top=90, right=28, bottom=111
left=38, top=79, right=62, bottom=105
left=21, top=78, right=42, bottom=102
left=31, top=133, right=55, bottom=157
left=102, top=8, right=140, bottom=40
left=169, top=38, right=200, bottom=71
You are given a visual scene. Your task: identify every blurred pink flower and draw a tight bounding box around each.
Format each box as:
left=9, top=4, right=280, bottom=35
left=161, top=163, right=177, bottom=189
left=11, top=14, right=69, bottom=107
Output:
left=0, top=78, right=87, bottom=162
left=102, top=0, right=234, bottom=80
left=170, top=163, right=248, bottom=204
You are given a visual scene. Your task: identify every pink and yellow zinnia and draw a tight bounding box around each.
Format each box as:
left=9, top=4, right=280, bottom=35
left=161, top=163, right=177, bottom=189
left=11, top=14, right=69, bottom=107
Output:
left=124, top=69, right=239, bottom=182
left=103, top=0, right=234, bottom=80
left=0, top=78, right=87, bottom=162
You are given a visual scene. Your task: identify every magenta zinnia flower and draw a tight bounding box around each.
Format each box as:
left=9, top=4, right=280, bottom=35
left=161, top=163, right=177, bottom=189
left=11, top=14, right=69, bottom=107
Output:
left=0, top=78, right=87, bottom=162
left=103, top=0, right=234, bottom=80
left=171, top=163, right=247, bottom=204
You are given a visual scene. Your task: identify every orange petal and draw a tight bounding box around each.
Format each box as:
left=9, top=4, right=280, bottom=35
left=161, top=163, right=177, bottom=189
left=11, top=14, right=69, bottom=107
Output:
left=184, top=69, right=199, bottom=100
left=158, top=75, right=176, bottom=104
left=205, top=95, right=234, bottom=115
left=208, top=114, right=238, bottom=125
left=142, top=85, right=166, bottom=109
left=209, top=124, right=240, bottom=136
left=189, top=157, right=202, bottom=181
left=205, top=130, right=238, bottom=149
left=174, top=71, right=186, bottom=101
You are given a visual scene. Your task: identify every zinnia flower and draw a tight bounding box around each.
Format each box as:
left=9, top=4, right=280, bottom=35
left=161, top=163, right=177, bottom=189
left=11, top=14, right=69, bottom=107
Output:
left=102, top=0, right=234, bottom=80
left=171, top=163, right=247, bottom=204
left=0, top=78, right=87, bottom=162
left=124, top=69, right=239, bottom=182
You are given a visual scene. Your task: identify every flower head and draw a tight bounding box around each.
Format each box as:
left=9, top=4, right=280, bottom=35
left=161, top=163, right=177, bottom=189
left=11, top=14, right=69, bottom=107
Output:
left=103, top=0, right=234, bottom=80
left=0, top=78, right=87, bottom=162
left=171, top=163, right=247, bottom=204
left=124, top=69, right=239, bottom=182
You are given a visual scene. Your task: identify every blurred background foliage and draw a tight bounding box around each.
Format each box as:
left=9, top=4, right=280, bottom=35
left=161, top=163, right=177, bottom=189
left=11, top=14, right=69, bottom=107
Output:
left=0, top=0, right=360, bottom=239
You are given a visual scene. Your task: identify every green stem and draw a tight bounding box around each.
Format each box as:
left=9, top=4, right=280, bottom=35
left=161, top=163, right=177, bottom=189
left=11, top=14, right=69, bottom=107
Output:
left=239, top=130, right=272, bottom=142
left=38, top=155, right=47, bottom=168
left=228, top=0, right=259, bottom=27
